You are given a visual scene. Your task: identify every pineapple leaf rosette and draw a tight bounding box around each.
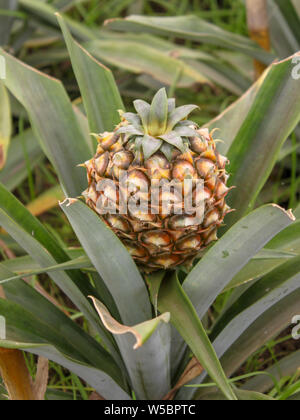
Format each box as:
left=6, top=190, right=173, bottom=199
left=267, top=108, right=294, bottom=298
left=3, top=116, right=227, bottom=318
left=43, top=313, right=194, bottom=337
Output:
left=83, top=89, right=231, bottom=271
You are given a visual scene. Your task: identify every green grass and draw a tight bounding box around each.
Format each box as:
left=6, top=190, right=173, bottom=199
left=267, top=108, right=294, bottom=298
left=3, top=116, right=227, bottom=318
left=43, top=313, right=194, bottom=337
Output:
left=47, top=0, right=247, bottom=31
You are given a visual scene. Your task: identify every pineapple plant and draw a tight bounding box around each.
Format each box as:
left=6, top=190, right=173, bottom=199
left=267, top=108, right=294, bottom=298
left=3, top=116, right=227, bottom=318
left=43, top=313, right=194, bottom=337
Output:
left=83, top=89, right=230, bottom=271
left=0, top=15, right=299, bottom=401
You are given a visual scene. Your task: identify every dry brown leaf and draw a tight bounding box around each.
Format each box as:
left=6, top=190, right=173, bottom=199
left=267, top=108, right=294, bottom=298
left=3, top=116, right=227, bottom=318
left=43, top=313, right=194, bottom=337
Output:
left=33, top=357, right=49, bottom=401
left=89, top=392, right=105, bottom=400
left=163, top=357, right=203, bottom=400
left=0, top=348, right=35, bottom=400
left=90, top=296, right=170, bottom=350
left=246, top=0, right=271, bottom=79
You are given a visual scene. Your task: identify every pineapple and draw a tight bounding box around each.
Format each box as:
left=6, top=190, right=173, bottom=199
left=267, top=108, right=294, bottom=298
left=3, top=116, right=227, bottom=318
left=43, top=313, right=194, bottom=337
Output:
left=83, top=89, right=231, bottom=271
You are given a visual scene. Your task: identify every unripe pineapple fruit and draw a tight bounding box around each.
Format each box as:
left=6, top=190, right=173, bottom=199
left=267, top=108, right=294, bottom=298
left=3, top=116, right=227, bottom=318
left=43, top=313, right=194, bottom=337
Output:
left=83, top=89, right=231, bottom=271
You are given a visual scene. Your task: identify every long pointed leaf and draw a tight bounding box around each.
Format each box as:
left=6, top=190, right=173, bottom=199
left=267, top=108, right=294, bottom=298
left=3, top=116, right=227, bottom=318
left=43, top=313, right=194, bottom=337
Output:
left=268, top=0, right=300, bottom=56
left=195, top=387, right=274, bottom=401
left=1, top=338, right=129, bottom=399
left=57, top=15, right=124, bottom=134
left=224, top=53, right=300, bottom=227
left=92, top=293, right=172, bottom=399
left=178, top=276, right=300, bottom=400
left=19, top=0, right=96, bottom=41
left=0, top=49, right=91, bottom=197
left=0, top=0, right=17, bottom=45
left=0, top=130, right=44, bottom=191
left=166, top=205, right=296, bottom=392
left=61, top=199, right=173, bottom=400
left=148, top=88, right=168, bottom=136
left=273, top=0, right=300, bottom=45
left=207, top=53, right=300, bottom=159
left=211, top=255, right=300, bottom=341
left=114, top=324, right=171, bottom=400
left=0, top=184, right=117, bottom=355
left=142, top=135, right=162, bottom=159
left=86, top=39, right=210, bottom=88
left=0, top=256, right=92, bottom=286
left=105, top=15, right=275, bottom=64
left=184, top=205, right=295, bottom=319
left=167, top=105, right=198, bottom=132
left=60, top=198, right=152, bottom=325
left=157, top=273, right=237, bottom=401
left=0, top=267, right=126, bottom=396
left=85, top=33, right=249, bottom=94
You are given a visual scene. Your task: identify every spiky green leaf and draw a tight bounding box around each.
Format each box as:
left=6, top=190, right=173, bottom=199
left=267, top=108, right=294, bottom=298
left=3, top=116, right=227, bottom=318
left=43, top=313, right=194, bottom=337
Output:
left=0, top=49, right=91, bottom=197
left=148, top=88, right=168, bottom=136
left=60, top=198, right=151, bottom=326
left=160, top=142, right=174, bottom=161
left=142, top=135, right=163, bottom=159
left=157, top=273, right=237, bottom=401
left=57, top=15, right=124, bottom=134
left=0, top=130, right=43, bottom=191
left=0, top=0, right=17, bottom=45
left=122, top=112, right=142, bottom=129
left=105, top=15, right=275, bottom=64
left=160, top=131, right=186, bottom=153
left=167, top=105, right=198, bottom=132
left=133, top=99, right=151, bottom=133
left=116, top=125, right=143, bottom=136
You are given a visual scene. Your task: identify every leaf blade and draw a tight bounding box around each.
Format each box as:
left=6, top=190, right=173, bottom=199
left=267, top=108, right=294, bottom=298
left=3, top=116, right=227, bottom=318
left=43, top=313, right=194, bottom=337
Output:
left=105, top=15, right=275, bottom=64
left=57, top=15, right=124, bottom=134
left=0, top=83, right=12, bottom=170
left=157, top=273, right=237, bottom=401
left=148, top=88, right=168, bottom=136
left=60, top=198, right=152, bottom=326
left=223, top=53, right=300, bottom=227
left=0, top=130, right=44, bottom=191
left=1, top=49, right=91, bottom=197
left=0, top=0, right=17, bottom=45
left=184, top=204, right=295, bottom=320
left=0, top=183, right=117, bottom=355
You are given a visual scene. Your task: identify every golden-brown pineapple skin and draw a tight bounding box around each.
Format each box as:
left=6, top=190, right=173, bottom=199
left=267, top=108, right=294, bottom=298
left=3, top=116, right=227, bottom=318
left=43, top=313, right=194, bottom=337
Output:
left=83, top=89, right=231, bottom=271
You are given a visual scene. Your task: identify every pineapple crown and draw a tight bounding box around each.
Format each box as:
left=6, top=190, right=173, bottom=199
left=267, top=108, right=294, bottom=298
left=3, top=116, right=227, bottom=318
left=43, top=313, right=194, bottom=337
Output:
left=116, top=88, right=199, bottom=161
